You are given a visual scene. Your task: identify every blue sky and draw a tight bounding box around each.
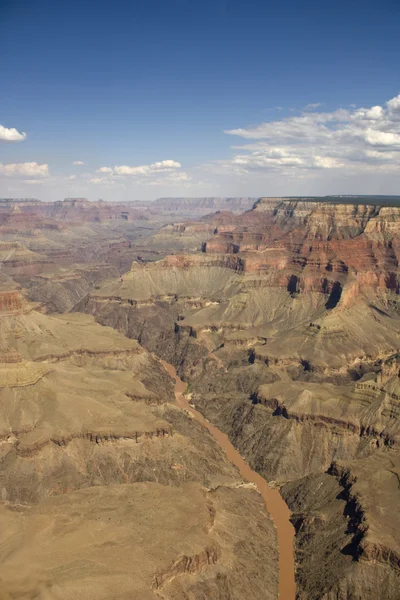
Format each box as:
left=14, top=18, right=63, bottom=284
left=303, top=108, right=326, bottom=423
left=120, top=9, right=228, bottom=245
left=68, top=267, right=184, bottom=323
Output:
left=1, top=0, right=399, bottom=201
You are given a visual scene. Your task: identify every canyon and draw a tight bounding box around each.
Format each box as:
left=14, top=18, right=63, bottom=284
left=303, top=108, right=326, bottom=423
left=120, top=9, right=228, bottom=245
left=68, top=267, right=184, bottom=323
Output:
left=1, top=196, right=400, bottom=599
left=162, top=359, right=295, bottom=600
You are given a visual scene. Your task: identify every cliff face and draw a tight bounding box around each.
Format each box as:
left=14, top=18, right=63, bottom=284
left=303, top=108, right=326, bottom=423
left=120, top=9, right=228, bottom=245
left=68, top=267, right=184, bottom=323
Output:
left=282, top=456, right=400, bottom=600
left=79, top=198, right=400, bottom=599
left=203, top=199, right=400, bottom=300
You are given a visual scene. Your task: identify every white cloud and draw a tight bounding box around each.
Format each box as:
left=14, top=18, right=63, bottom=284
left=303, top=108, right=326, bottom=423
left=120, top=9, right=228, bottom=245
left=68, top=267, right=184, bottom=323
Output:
left=387, top=95, right=400, bottom=116
left=221, top=93, right=400, bottom=176
left=114, top=165, right=148, bottom=175
left=363, top=106, right=383, bottom=120
left=90, top=161, right=190, bottom=189
left=72, top=160, right=85, bottom=166
left=0, top=162, right=49, bottom=178
left=0, top=125, right=27, bottom=142
left=152, top=160, right=181, bottom=169
left=99, top=159, right=181, bottom=177
left=312, top=156, right=344, bottom=169
left=363, top=129, right=400, bottom=146
left=90, top=159, right=184, bottom=188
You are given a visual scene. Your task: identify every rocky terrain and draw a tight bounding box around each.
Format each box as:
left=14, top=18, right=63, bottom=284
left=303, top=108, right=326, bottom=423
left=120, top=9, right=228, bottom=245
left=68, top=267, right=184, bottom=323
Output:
left=79, top=196, right=400, bottom=599
left=0, top=197, right=283, bottom=599
left=0, top=198, right=177, bottom=313
left=2, top=195, right=400, bottom=599
left=0, top=292, right=278, bottom=599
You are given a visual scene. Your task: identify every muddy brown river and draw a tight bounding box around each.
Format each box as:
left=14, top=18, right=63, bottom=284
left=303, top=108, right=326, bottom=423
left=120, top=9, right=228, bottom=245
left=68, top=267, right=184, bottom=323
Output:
left=161, top=360, right=296, bottom=600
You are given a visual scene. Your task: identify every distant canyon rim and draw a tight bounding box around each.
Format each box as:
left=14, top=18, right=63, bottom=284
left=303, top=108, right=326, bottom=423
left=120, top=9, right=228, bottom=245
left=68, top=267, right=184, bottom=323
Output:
left=0, top=194, right=400, bottom=599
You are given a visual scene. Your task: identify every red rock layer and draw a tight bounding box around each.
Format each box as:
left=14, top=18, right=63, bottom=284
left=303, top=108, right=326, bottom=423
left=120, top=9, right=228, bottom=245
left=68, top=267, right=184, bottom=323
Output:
left=0, top=291, right=25, bottom=313
left=200, top=199, right=400, bottom=299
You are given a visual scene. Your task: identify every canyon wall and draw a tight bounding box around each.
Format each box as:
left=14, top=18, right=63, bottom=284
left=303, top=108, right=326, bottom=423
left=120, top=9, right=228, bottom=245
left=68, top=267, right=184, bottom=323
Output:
left=79, top=197, right=400, bottom=599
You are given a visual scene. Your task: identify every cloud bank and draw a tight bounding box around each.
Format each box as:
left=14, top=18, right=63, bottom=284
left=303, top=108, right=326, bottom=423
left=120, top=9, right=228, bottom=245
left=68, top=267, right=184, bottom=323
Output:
left=91, top=159, right=190, bottom=188
left=2, top=94, right=400, bottom=200
left=0, top=162, right=49, bottom=178
left=97, top=160, right=181, bottom=177
left=223, top=93, right=400, bottom=176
